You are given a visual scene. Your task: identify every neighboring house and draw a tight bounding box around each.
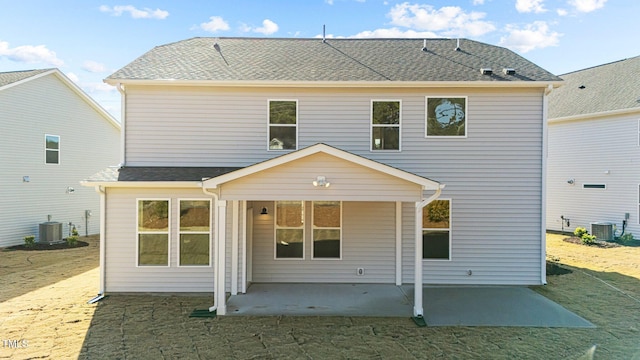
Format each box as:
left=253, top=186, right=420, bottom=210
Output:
left=547, top=56, right=640, bottom=239
left=0, top=69, right=121, bottom=248
left=82, top=37, right=561, bottom=316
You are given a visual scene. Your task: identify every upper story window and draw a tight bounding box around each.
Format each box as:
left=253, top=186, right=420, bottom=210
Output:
left=371, top=100, right=401, bottom=151
left=269, top=100, right=297, bottom=151
left=45, top=134, right=60, bottom=164
left=137, top=199, right=170, bottom=267
left=426, top=97, right=467, bottom=138
left=422, top=199, right=451, bottom=260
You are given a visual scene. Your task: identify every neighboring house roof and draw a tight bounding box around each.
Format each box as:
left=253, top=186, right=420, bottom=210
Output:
left=0, top=68, right=121, bottom=130
left=548, top=55, right=640, bottom=120
left=105, top=37, right=561, bottom=85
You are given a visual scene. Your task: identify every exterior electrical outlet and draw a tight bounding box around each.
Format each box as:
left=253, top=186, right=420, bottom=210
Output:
left=357, top=268, right=365, bottom=276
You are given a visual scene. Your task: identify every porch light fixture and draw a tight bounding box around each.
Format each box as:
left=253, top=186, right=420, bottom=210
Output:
left=312, top=176, right=330, bottom=188
left=260, top=207, right=268, bottom=215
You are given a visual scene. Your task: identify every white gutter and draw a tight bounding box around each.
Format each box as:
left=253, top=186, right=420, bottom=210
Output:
left=115, top=83, right=126, bottom=166
left=549, top=107, right=640, bottom=124
left=413, top=184, right=445, bottom=317
left=88, top=185, right=107, bottom=304
left=105, top=78, right=564, bottom=89
left=202, top=186, right=220, bottom=313
left=540, top=84, right=553, bottom=285
left=80, top=181, right=202, bottom=189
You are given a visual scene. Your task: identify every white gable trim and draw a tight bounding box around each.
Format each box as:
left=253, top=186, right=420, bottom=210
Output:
left=202, top=143, right=441, bottom=190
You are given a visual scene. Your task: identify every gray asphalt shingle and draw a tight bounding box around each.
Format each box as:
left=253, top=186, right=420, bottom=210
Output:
left=107, top=37, right=560, bottom=83
left=0, top=69, right=53, bottom=88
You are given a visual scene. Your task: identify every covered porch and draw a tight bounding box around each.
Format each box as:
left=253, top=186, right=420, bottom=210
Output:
left=202, top=144, right=444, bottom=316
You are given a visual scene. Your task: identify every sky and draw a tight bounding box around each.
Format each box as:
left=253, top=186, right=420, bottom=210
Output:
left=1, top=0, right=638, bottom=122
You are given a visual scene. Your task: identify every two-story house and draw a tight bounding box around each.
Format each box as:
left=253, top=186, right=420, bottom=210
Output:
left=82, top=37, right=561, bottom=316
left=547, top=56, right=640, bottom=240
left=1, top=68, right=120, bottom=247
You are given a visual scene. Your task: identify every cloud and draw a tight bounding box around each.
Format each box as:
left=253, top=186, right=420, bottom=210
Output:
left=388, top=3, right=496, bottom=37
left=82, top=60, right=106, bottom=73
left=499, top=21, right=561, bottom=53
left=0, top=40, right=64, bottom=66
left=99, top=5, right=168, bottom=19
left=241, top=19, right=279, bottom=35
left=556, top=8, right=568, bottom=16
left=472, top=0, right=485, bottom=4
left=349, top=28, right=439, bottom=38
left=515, top=0, right=547, bottom=13
left=568, top=0, right=607, bottom=13
left=66, top=72, right=79, bottom=83
left=200, top=16, right=230, bottom=32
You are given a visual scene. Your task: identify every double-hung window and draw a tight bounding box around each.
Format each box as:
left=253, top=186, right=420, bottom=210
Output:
left=312, top=201, right=341, bottom=259
left=137, top=199, right=170, bottom=266
left=268, top=100, right=297, bottom=150
left=275, top=201, right=304, bottom=259
left=45, top=134, right=60, bottom=164
left=178, top=199, right=211, bottom=266
left=371, top=100, right=401, bottom=151
left=422, top=199, right=451, bottom=260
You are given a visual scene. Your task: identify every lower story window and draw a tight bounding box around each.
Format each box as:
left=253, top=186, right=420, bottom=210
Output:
left=422, top=199, right=451, bottom=260
left=137, top=199, right=170, bottom=266
left=179, top=199, right=211, bottom=266
left=313, top=201, right=341, bottom=259
left=275, top=201, right=304, bottom=259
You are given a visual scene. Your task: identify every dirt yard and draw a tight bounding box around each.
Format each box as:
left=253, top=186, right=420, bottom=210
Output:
left=0, top=233, right=639, bottom=359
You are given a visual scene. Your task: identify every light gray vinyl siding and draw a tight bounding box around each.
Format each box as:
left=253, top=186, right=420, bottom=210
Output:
left=547, top=113, right=640, bottom=236
left=104, top=188, right=215, bottom=292
left=0, top=73, right=120, bottom=247
left=251, top=201, right=396, bottom=283
left=123, top=85, right=544, bottom=286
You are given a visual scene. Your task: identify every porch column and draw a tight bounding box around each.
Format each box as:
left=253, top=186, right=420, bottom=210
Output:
left=231, top=200, right=239, bottom=295
left=395, top=201, right=402, bottom=286
left=216, top=200, right=227, bottom=315
left=414, top=202, right=424, bottom=317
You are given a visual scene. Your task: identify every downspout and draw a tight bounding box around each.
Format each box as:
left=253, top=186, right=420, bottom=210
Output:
left=414, top=184, right=445, bottom=317
left=115, top=83, right=126, bottom=166
left=202, top=185, right=219, bottom=312
left=88, top=185, right=107, bottom=304
left=541, top=84, right=553, bottom=285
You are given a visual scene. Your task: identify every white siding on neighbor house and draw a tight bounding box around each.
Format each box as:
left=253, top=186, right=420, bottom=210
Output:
left=105, top=188, right=216, bottom=292
left=251, top=201, right=396, bottom=283
left=547, top=113, right=640, bottom=237
left=220, top=152, right=422, bottom=202
left=0, top=73, right=120, bottom=247
left=122, top=86, right=545, bottom=285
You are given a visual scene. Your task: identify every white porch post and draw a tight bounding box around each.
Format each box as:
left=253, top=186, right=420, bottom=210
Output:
left=414, top=202, right=424, bottom=317
left=395, top=201, right=402, bottom=286
left=216, top=200, right=227, bottom=315
left=231, top=200, right=239, bottom=295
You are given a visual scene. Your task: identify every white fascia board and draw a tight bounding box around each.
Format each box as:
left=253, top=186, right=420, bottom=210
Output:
left=202, top=143, right=441, bottom=190
left=105, top=78, right=563, bottom=89
left=80, top=181, right=202, bottom=188
left=549, top=107, right=640, bottom=124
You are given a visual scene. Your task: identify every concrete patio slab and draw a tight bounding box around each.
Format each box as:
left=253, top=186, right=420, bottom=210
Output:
left=226, top=283, right=595, bottom=328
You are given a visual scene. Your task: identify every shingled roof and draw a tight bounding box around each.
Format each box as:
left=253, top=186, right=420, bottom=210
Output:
left=0, top=69, right=53, bottom=88
left=106, top=37, right=561, bottom=84
left=548, top=55, right=640, bottom=119
left=84, top=166, right=243, bottom=183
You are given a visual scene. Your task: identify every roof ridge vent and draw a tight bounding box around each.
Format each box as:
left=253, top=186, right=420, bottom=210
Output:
left=502, top=68, right=516, bottom=75
left=480, top=68, right=493, bottom=75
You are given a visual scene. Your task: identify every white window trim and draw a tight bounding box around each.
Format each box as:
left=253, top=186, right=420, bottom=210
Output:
left=422, top=198, right=452, bottom=261
left=425, top=96, right=468, bottom=139
left=177, top=198, right=212, bottom=268
left=311, top=201, right=343, bottom=260
left=267, top=99, right=299, bottom=151
left=370, top=99, right=402, bottom=152
left=136, top=198, right=171, bottom=267
left=274, top=200, right=305, bottom=260
left=45, top=134, right=60, bottom=165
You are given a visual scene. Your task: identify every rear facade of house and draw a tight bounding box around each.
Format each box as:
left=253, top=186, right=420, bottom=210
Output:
left=84, top=38, right=561, bottom=315
left=547, top=56, right=640, bottom=239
